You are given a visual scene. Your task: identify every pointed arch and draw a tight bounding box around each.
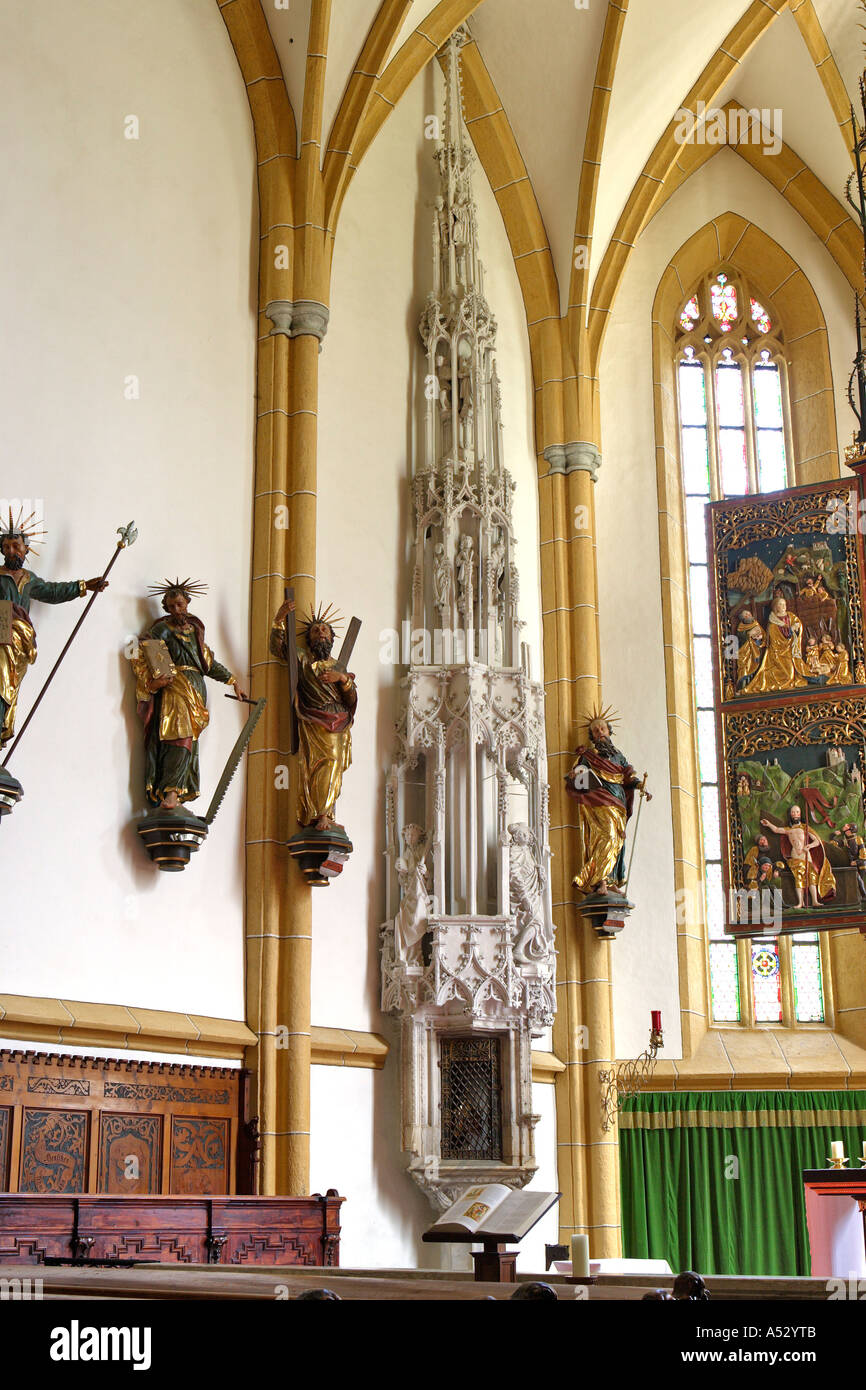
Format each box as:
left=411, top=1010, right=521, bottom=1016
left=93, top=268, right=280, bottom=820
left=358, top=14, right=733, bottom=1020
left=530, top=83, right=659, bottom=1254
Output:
left=653, top=213, right=839, bottom=1059
left=588, top=0, right=788, bottom=368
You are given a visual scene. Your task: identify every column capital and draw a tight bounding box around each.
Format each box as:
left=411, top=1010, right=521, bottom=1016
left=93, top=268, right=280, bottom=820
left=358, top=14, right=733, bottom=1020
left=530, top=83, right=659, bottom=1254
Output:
left=544, top=441, right=601, bottom=481
left=265, top=299, right=330, bottom=345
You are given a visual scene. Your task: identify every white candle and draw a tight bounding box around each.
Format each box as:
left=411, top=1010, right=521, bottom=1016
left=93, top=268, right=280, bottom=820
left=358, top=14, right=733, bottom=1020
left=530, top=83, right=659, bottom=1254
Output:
left=862, top=1140, right=866, bottom=1161
left=831, top=1140, right=845, bottom=1160
left=571, top=1233, right=590, bottom=1277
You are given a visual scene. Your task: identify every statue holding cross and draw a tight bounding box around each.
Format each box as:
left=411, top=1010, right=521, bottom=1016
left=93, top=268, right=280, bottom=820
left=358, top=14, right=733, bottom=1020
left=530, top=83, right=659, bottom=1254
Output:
left=270, top=592, right=360, bottom=833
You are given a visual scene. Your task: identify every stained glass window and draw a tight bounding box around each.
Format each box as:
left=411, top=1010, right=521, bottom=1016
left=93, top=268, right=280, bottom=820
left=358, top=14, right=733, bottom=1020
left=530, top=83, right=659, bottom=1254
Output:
left=711, top=273, right=738, bottom=328
left=674, top=267, right=824, bottom=1028
left=716, top=350, right=748, bottom=494
left=750, top=297, right=772, bottom=334
left=753, top=351, right=786, bottom=492
left=792, top=932, right=824, bottom=1023
left=709, top=939, right=740, bottom=1022
left=752, top=941, right=783, bottom=1023
left=680, top=295, right=700, bottom=331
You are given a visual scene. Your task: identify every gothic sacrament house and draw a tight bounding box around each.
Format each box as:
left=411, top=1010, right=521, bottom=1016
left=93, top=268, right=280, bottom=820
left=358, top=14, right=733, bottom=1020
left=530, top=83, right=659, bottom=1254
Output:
left=380, top=35, right=555, bottom=1211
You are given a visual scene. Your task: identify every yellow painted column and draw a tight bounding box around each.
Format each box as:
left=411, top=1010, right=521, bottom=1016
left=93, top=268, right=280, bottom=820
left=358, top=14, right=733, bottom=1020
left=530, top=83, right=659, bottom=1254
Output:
left=540, top=393, right=621, bottom=1257
left=219, top=0, right=335, bottom=1198
left=246, top=320, right=322, bottom=1196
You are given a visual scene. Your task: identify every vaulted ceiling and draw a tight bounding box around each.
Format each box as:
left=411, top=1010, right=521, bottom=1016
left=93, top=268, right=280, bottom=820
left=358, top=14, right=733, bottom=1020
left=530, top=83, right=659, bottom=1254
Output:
left=256, top=0, right=860, bottom=322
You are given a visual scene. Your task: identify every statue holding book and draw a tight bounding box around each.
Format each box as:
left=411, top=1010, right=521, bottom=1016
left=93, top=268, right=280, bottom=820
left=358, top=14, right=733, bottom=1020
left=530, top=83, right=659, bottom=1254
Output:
left=131, top=578, right=247, bottom=809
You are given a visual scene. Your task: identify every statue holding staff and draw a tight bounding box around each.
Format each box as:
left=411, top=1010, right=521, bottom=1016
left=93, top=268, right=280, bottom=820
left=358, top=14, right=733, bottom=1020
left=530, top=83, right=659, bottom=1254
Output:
left=0, top=510, right=108, bottom=746
left=565, top=704, right=651, bottom=896
left=131, top=578, right=247, bottom=809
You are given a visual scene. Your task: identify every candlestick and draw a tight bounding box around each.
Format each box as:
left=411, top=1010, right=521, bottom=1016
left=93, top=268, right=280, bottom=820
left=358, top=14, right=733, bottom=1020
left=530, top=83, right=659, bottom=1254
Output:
left=829, top=1140, right=848, bottom=1169
left=651, top=1010, right=662, bottom=1033
left=571, top=1233, right=590, bottom=1278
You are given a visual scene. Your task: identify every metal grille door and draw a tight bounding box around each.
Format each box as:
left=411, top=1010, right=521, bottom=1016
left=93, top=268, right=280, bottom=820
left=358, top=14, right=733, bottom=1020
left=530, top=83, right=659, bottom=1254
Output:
left=439, top=1036, right=503, bottom=1161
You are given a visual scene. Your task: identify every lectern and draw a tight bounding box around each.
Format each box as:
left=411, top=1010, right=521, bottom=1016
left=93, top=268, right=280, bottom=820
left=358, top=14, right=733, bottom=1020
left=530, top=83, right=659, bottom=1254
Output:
left=422, top=1188, right=559, bottom=1282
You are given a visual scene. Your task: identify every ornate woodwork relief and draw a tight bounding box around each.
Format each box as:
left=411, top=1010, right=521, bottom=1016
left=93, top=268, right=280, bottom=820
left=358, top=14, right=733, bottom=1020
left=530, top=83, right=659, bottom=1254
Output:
left=99, top=1114, right=161, bottom=1195
left=0, top=1049, right=249, bottom=1196
left=170, top=1117, right=228, bottom=1195
left=19, top=1110, right=88, bottom=1194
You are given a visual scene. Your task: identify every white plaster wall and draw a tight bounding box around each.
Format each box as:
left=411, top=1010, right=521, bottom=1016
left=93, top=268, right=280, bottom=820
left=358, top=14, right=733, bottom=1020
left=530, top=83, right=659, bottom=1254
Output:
left=312, top=62, right=542, bottom=1031
left=310, top=1054, right=432, bottom=1269
left=598, top=148, right=856, bottom=1062
left=521, top=1081, right=559, bottom=1273
left=0, top=1039, right=239, bottom=1071
left=310, top=1064, right=558, bottom=1273
left=0, top=0, right=257, bottom=1018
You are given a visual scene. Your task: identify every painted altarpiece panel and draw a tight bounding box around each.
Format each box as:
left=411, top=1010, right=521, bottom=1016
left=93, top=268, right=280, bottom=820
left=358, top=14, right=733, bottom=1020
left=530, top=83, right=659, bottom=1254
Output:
left=707, top=481, right=866, bottom=935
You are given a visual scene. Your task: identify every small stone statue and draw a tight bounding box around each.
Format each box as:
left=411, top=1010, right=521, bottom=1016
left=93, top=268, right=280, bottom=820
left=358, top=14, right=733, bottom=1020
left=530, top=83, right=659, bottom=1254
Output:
left=456, top=534, right=475, bottom=620
left=508, top=823, right=551, bottom=962
left=432, top=544, right=453, bottom=619
left=395, top=823, right=431, bottom=963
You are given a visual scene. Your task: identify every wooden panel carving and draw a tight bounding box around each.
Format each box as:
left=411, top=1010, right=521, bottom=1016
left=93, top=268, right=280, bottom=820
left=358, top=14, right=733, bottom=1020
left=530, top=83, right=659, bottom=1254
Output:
left=0, top=1108, right=10, bottom=1189
left=99, top=1113, right=161, bottom=1195
left=170, top=1117, right=228, bottom=1195
left=0, top=1193, right=344, bottom=1267
left=20, top=1109, right=88, bottom=1194
left=0, top=1049, right=253, bottom=1196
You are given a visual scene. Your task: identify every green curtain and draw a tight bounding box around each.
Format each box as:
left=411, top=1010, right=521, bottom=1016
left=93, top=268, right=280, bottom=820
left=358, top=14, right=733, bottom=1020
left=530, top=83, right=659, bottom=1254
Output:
left=619, top=1090, right=866, bottom=1276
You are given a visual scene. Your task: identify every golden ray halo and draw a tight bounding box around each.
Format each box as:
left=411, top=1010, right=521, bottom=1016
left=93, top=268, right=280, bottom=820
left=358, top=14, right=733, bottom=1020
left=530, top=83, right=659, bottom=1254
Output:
left=299, top=601, right=344, bottom=638
left=147, top=576, right=209, bottom=601
left=576, top=701, right=619, bottom=732
left=1, top=506, right=47, bottom=557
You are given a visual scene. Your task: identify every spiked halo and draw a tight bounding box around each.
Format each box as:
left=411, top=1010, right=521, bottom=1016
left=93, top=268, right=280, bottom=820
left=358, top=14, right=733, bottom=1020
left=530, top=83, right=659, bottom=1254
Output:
left=0, top=507, right=47, bottom=557
left=147, top=576, right=209, bottom=602
left=577, top=701, right=619, bottom=732
left=299, top=601, right=344, bottom=639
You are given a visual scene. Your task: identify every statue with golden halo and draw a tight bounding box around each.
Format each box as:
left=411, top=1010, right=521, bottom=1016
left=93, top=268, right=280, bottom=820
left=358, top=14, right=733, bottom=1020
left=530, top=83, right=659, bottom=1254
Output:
left=270, top=594, right=358, bottom=832
left=131, top=578, right=248, bottom=810
left=565, top=704, right=651, bottom=897
left=0, top=509, right=108, bottom=746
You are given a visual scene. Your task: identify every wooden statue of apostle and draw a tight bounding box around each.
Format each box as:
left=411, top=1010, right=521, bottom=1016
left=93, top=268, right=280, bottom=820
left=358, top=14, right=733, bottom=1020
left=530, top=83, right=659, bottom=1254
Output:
left=131, top=579, right=247, bottom=809
left=270, top=596, right=357, bottom=831
left=0, top=512, right=108, bottom=745
left=565, top=709, right=650, bottom=896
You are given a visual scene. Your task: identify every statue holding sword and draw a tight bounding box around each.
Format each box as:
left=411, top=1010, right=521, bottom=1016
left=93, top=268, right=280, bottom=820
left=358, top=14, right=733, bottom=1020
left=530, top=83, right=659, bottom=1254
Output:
left=565, top=705, right=651, bottom=896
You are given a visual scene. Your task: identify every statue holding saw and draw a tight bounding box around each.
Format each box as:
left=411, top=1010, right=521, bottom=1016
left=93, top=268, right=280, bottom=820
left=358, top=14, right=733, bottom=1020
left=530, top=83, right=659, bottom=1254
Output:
left=131, top=578, right=248, bottom=810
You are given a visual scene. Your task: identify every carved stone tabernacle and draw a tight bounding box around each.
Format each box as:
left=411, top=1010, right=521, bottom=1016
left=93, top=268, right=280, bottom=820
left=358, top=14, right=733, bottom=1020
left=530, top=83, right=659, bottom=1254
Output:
left=380, top=31, right=555, bottom=1212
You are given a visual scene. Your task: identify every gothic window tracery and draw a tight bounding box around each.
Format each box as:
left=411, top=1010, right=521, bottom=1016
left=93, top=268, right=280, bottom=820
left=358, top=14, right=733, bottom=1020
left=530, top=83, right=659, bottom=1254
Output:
left=674, top=267, right=824, bottom=1027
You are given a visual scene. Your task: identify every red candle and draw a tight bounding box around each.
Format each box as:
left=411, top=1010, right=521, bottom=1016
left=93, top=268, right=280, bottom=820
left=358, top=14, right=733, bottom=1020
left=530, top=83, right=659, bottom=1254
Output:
left=651, top=1010, right=662, bottom=1033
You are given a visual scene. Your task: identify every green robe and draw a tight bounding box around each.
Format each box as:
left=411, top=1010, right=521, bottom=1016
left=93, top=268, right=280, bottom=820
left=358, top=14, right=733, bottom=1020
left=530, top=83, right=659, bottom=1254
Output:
left=134, top=617, right=234, bottom=806
left=0, top=568, right=82, bottom=738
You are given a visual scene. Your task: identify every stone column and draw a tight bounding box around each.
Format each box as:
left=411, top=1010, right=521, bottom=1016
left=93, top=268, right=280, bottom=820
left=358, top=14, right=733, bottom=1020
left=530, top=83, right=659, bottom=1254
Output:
left=541, top=434, right=621, bottom=1259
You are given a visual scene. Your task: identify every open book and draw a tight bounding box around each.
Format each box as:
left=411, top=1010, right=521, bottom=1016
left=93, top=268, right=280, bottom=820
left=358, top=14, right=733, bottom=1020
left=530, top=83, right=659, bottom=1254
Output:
left=426, top=1184, right=559, bottom=1240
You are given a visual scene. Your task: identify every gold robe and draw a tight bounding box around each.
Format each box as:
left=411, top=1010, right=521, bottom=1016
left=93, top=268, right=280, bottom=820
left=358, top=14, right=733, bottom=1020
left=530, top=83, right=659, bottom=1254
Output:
left=0, top=615, right=36, bottom=743
left=271, top=620, right=357, bottom=826
left=736, top=618, right=764, bottom=687
left=827, top=647, right=852, bottom=685
left=746, top=613, right=810, bottom=694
